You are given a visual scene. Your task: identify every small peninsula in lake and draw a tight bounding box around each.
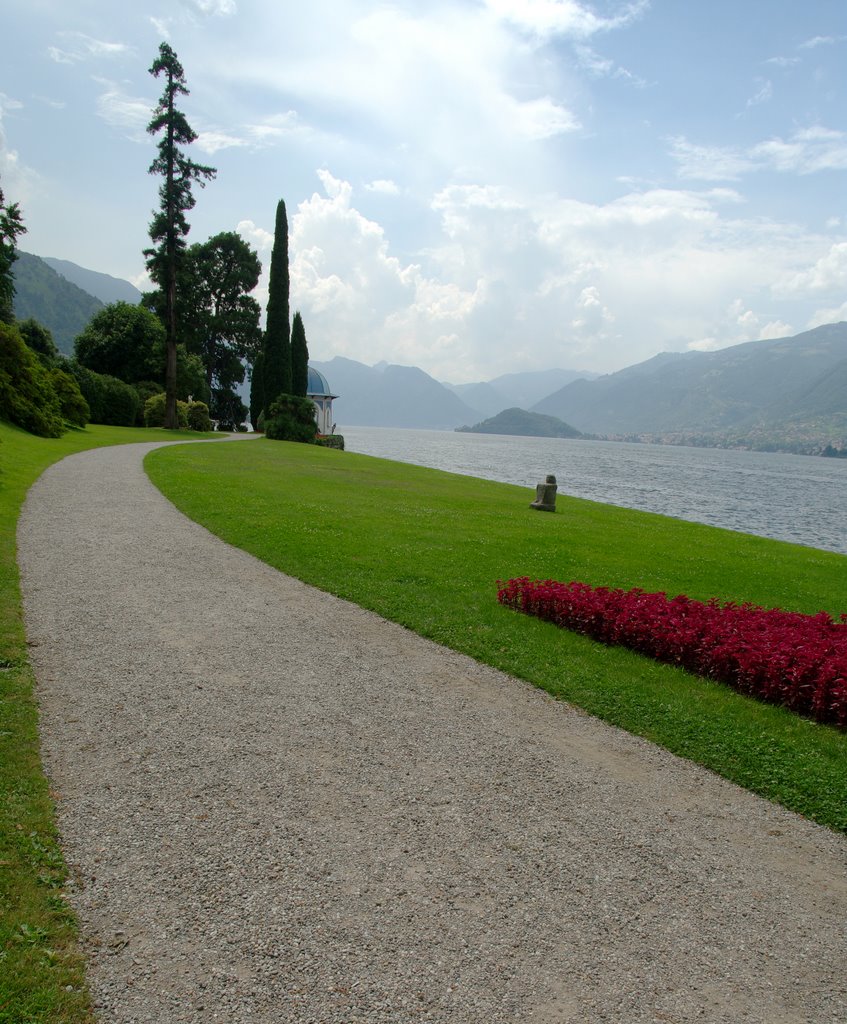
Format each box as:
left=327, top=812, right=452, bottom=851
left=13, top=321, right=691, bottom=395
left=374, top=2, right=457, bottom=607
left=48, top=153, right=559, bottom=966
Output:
left=456, top=407, right=583, bottom=438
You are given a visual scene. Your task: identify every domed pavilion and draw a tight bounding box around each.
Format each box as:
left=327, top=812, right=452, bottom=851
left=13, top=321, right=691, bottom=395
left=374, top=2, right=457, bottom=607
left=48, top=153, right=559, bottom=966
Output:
left=307, top=366, right=338, bottom=435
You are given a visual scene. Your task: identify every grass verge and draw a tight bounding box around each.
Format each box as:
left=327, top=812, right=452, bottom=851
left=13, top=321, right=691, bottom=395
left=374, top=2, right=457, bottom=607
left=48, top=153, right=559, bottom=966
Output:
left=0, top=420, right=216, bottom=1024
left=147, top=438, right=847, bottom=833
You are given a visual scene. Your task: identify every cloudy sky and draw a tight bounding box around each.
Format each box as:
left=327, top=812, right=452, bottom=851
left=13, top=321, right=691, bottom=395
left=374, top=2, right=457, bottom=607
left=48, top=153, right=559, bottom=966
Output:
left=3, top=1, right=846, bottom=381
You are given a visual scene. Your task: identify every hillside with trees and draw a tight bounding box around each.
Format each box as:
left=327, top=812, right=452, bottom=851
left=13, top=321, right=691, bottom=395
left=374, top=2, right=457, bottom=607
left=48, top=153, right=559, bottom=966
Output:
left=12, top=252, right=103, bottom=355
left=42, top=256, right=142, bottom=305
left=533, top=323, right=847, bottom=452
left=456, top=407, right=583, bottom=438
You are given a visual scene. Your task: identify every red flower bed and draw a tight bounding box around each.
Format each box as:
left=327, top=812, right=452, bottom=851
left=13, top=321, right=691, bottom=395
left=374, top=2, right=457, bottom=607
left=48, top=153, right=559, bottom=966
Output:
left=497, top=577, right=847, bottom=727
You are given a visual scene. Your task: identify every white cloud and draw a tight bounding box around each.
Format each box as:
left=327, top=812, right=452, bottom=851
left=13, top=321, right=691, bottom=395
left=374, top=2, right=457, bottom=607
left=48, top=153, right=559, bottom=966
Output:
left=575, top=44, right=646, bottom=85
left=48, top=32, right=131, bottom=65
left=179, top=0, right=237, bottom=15
left=745, top=79, right=772, bottom=108
left=287, top=171, right=490, bottom=374
left=0, top=93, right=23, bottom=113
left=800, top=35, right=845, bottom=49
left=668, top=138, right=754, bottom=181
left=751, top=127, right=847, bottom=174
left=687, top=304, right=792, bottom=352
left=485, top=0, right=649, bottom=40
left=670, top=126, right=847, bottom=180
left=246, top=112, right=301, bottom=143
left=365, top=179, right=400, bottom=196
left=764, top=56, right=800, bottom=68
left=149, top=17, right=172, bottom=40
left=808, top=301, right=847, bottom=327
left=777, top=242, right=847, bottom=294
left=236, top=219, right=274, bottom=253
left=0, top=98, right=39, bottom=202
left=195, top=130, right=247, bottom=154
left=94, top=79, right=150, bottom=136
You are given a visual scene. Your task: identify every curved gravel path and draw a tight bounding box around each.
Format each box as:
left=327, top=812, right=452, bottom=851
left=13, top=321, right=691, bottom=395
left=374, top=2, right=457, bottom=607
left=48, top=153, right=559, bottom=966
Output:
left=18, top=440, right=847, bottom=1024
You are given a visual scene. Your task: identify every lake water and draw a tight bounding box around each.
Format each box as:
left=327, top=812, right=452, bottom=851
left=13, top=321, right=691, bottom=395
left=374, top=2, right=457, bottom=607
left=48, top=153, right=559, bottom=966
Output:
left=342, top=426, right=847, bottom=555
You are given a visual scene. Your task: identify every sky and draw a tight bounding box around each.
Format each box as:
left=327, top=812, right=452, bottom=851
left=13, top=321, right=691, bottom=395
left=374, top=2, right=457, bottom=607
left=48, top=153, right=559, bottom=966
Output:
left=2, top=0, right=846, bottom=383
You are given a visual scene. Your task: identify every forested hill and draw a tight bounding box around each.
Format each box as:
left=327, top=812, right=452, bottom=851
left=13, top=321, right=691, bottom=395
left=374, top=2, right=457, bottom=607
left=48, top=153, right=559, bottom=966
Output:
left=457, top=407, right=583, bottom=438
left=42, top=256, right=142, bottom=306
left=12, top=251, right=103, bottom=355
left=533, top=322, right=847, bottom=444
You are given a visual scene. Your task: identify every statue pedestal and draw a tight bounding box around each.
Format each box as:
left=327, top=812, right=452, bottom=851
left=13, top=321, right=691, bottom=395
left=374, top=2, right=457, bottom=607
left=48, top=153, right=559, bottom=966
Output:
left=530, top=474, right=557, bottom=512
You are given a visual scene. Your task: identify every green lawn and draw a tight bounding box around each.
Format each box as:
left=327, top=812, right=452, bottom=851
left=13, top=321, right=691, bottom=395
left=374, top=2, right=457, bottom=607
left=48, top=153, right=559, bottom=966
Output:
left=147, top=437, right=847, bottom=834
left=0, top=421, right=216, bottom=1024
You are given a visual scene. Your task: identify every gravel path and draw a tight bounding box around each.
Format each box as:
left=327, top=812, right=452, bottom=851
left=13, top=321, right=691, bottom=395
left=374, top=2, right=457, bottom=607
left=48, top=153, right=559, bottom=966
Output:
left=18, top=440, right=847, bottom=1024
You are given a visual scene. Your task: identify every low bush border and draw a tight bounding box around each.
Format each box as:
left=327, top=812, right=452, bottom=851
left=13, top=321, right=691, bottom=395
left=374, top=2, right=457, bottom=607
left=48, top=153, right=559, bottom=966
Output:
left=498, top=578, right=847, bottom=727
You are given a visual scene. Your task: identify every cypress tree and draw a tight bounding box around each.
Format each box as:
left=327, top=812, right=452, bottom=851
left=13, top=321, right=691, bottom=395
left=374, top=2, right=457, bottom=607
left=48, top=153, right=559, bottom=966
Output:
left=249, top=351, right=264, bottom=429
left=291, top=310, right=309, bottom=398
left=263, top=199, right=291, bottom=414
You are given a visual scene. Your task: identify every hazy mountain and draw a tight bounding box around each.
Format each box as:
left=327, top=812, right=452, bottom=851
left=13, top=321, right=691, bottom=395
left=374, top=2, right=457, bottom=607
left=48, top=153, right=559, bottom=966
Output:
left=775, top=357, right=847, bottom=421
left=311, top=357, right=483, bottom=428
left=42, top=256, right=142, bottom=305
left=457, top=407, right=583, bottom=438
left=533, top=323, right=847, bottom=437
left=12, top=251, right=103, bottom=355
left=445, top=380, right=508, bottom=419
left=444, top=367, right=595, bottom=417
left=487, top=368, right=597, bottom=408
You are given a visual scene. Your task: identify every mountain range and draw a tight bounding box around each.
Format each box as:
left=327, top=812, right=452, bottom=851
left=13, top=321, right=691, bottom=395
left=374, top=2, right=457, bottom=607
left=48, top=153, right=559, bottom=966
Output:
left=309, top=357, right=595, bottom=430
left=533, top=322, right=847, bottom=446
left=11, top=253, right=847, bottom=451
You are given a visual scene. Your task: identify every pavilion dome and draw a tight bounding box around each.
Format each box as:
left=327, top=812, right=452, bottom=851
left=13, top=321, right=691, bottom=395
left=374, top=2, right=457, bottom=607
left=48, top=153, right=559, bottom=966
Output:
left=307, top=366, right=334, bottom=397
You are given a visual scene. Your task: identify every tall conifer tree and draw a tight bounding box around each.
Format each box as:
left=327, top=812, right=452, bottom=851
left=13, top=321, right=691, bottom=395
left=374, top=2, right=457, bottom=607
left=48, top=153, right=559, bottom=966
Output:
left=0, top=182, right=26, bottom=325
left=262, top=199, right=291, bottom=414
left=291, top=310, right=309, bottom=397
left=145, top=42, right=216, bottom=429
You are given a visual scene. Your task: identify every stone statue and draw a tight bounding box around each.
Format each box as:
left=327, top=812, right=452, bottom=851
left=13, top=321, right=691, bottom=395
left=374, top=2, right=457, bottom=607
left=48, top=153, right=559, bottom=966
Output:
left=530, top=474, right=557, bottom=512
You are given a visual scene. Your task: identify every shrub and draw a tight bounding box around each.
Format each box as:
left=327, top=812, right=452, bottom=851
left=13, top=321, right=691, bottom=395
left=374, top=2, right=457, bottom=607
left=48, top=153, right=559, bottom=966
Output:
left=67, top=361, right=140, bottom=426
left=144, top=393, right=166, bottom=427
left=50, top=368, right=90, bottom=427
left=498, top=577, right=847, bottom=727
left=144, top=392, right=188, bottom=429
left=97, top=374, right=140, bottom=426
left=315, top=434, right=345, bottom=450
left=265, top=394, right=317, bottom=443
left=134, top=380, right=164, bottom=425
left=0, top=321, right=64, bottom=436
left=187, top=400, right=211, bottom=432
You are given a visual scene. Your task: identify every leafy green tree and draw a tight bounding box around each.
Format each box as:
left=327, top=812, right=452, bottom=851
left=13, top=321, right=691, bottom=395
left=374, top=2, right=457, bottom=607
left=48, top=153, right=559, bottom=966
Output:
left=213, top=389, right=248, bottom=431
left=0, top=182, right=26, bottom=324
left=148, top=230, right=261, bottom=420
left=263, top=199, right=291, bottom=413
left=0, top=321, right=64, bottom=436
left=145, top=42, right=216, bottom=429
left=17, top=317, right=59, bottom=366
left=291, top=310, right=309, bottom=397
left=175, top=346, right=209, bottom=405
left=74, top=301, right=165, bottom=383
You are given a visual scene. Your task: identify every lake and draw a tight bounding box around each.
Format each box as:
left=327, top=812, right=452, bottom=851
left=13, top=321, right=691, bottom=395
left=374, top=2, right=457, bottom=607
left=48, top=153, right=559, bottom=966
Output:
left=341, top=426, right=847, bottom=556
